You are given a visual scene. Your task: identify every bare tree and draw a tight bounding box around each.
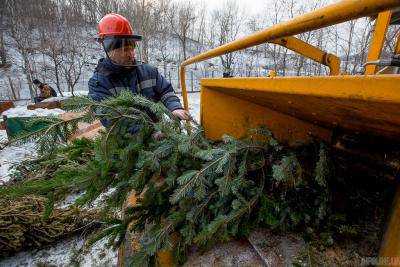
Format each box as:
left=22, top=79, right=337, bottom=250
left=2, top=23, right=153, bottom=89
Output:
left=133, top=0, right=157, bottom=63
left=82, top=0, right=99, bottom=25
left=212, top=0, right=241, bottom=74
left=262, top=0, right=287, bottom=75
left=168, top=1, right=196, bottom=61
left=150, top=0, right=174, bottom=74
left=194, top=1, right=207, bottom=54
left=60, top=26, right=90, bottom=95
left=36, top=1, right=66, bottom=96
left=342, top=20, right=357, bottom=73
left=6, top=75, right=21, bottom=100
left=39, top=30, right=65, bottom=96
left=97, top=0, right=121, bottom=17
left=5, top=0, right=43, bottom=101
left=0, top=4, right=8, bottom=67
left=0, top=31, right=7, bottom=67
left=384, top=25, right=400, bottom=55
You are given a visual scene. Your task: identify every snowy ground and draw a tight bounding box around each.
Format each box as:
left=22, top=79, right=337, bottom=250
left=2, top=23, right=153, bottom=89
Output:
left=2, top=106, right=65, bottom=118
left=42, top=90, right=90, bottom=103
left=0, top=236, right=118, bottom=267
left=180, top=92, right=201, bottom=122
left=0, top=92, right=201, bottom=266
left=0, top=130, right=36, bottom=184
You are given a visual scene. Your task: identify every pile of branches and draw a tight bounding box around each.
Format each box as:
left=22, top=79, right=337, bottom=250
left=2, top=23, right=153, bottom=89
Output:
left=0, top=195, right=100, bottom=257
left=1, top=91, right=392, bottom=265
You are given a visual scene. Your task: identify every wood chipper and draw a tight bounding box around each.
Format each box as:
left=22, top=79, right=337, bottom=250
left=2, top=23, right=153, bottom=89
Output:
left=118, top=0, right=400, bottom=265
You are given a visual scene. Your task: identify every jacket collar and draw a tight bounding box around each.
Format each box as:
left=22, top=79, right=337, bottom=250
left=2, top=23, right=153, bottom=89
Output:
left=97, top=58, right=136, bottom=74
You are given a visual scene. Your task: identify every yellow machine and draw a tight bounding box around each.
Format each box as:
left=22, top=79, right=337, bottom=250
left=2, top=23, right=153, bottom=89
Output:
left=179, top=0, right=400, bottom=264
left=119, top=1, right=400, bottom=265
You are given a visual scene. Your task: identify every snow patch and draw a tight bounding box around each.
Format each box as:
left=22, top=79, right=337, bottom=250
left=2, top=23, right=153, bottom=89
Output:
left=1, top=106, right=65, bottom=118
left=0, top=130, right=36, bottom=184
left=42, top=90, right=89, bottom=102
left=0, top=236, right=118, bottom=267
left=179, top=92, right=200, bottom=122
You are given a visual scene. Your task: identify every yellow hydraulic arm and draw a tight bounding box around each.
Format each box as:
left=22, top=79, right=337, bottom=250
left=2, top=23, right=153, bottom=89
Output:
left=270, top=36, right=340, bottom=76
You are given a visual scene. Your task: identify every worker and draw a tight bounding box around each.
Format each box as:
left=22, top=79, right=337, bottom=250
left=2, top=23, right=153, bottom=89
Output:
left=32, top=79, right=57, bottom=103
left=88, top=13, right=190, bottom=133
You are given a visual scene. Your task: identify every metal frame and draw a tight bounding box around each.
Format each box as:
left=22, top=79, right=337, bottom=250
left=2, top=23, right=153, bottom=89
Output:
left=180, top=0, right=400, bottom=110
left=365, top=11, right=393, bottom=75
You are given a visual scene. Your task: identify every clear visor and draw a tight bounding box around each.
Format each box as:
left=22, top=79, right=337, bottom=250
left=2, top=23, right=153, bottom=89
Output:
left=101, top=36, right=143, bottom=67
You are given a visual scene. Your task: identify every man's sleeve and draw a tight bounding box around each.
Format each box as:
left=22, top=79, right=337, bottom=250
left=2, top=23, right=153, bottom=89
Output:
left=88, top=76, right=113, bottom=127
left=88, top=76, right=112, bottom=102
left=154, top=69, right=183, bottom=112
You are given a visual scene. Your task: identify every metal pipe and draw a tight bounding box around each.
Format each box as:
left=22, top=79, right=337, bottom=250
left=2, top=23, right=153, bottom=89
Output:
left=365, top=11, right=392, bottom=75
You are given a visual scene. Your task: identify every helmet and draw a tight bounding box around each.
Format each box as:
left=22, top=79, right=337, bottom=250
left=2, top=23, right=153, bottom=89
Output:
left=98, top=13, right=142, bottom=39
left=97, top=13, right=143, bottom=67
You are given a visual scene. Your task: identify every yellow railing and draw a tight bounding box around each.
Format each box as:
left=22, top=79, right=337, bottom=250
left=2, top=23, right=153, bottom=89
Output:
left=179, top=0, right=400, bottom=111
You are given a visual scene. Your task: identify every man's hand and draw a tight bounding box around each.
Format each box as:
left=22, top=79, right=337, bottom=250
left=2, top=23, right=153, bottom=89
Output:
left=172, top=109, right=191, bottom=121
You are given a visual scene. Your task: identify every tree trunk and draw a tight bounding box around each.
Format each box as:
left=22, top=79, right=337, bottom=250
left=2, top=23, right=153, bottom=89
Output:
left=7, top=76, right=17, bottom=100
left=0, top=30, right=7, bottom=66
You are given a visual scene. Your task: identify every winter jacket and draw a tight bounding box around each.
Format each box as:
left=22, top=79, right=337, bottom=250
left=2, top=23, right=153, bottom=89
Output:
left=88, top=58, right=183, bottom=126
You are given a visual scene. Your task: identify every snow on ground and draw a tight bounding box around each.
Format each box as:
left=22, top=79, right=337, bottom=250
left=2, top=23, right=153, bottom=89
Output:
left=42, top=90, right=89, bottom=103
left=0, top=101, right=66, bottom=183
left=2, top=106, right=65, bottom=118
left=180, top=92, right=200, bottom=122
left=0, top=130, right=37, bottom=184
left=0, top=236, right=118, bottom=267
left=0, top=128, right=118, bottom=266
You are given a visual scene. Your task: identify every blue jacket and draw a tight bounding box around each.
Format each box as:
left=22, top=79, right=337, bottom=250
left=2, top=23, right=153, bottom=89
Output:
left=88, top=58, right=183, bottom=114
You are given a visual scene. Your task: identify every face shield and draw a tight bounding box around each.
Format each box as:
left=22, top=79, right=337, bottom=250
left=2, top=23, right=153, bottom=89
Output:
left=100, top=35, right=143, bottom=67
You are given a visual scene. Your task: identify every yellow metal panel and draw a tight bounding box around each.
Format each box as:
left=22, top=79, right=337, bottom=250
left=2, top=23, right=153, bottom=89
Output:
left=200, top=86, right=332, bottom=145
left=365, top=11, right=392, bottom=75
left=379, top=186, right=400, bottom=266
left=200, top=75, right=400, bottom=141
left=271, top=37, right=340, bottom=76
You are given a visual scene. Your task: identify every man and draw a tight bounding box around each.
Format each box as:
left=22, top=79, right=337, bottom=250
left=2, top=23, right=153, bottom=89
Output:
left=32, top=79, right=57, bottom=103
left=88, top=13, right=190, bottom=130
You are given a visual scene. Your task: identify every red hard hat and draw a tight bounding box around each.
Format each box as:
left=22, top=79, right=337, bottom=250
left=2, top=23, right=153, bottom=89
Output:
left=98, top=13, right=142, bottom=40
